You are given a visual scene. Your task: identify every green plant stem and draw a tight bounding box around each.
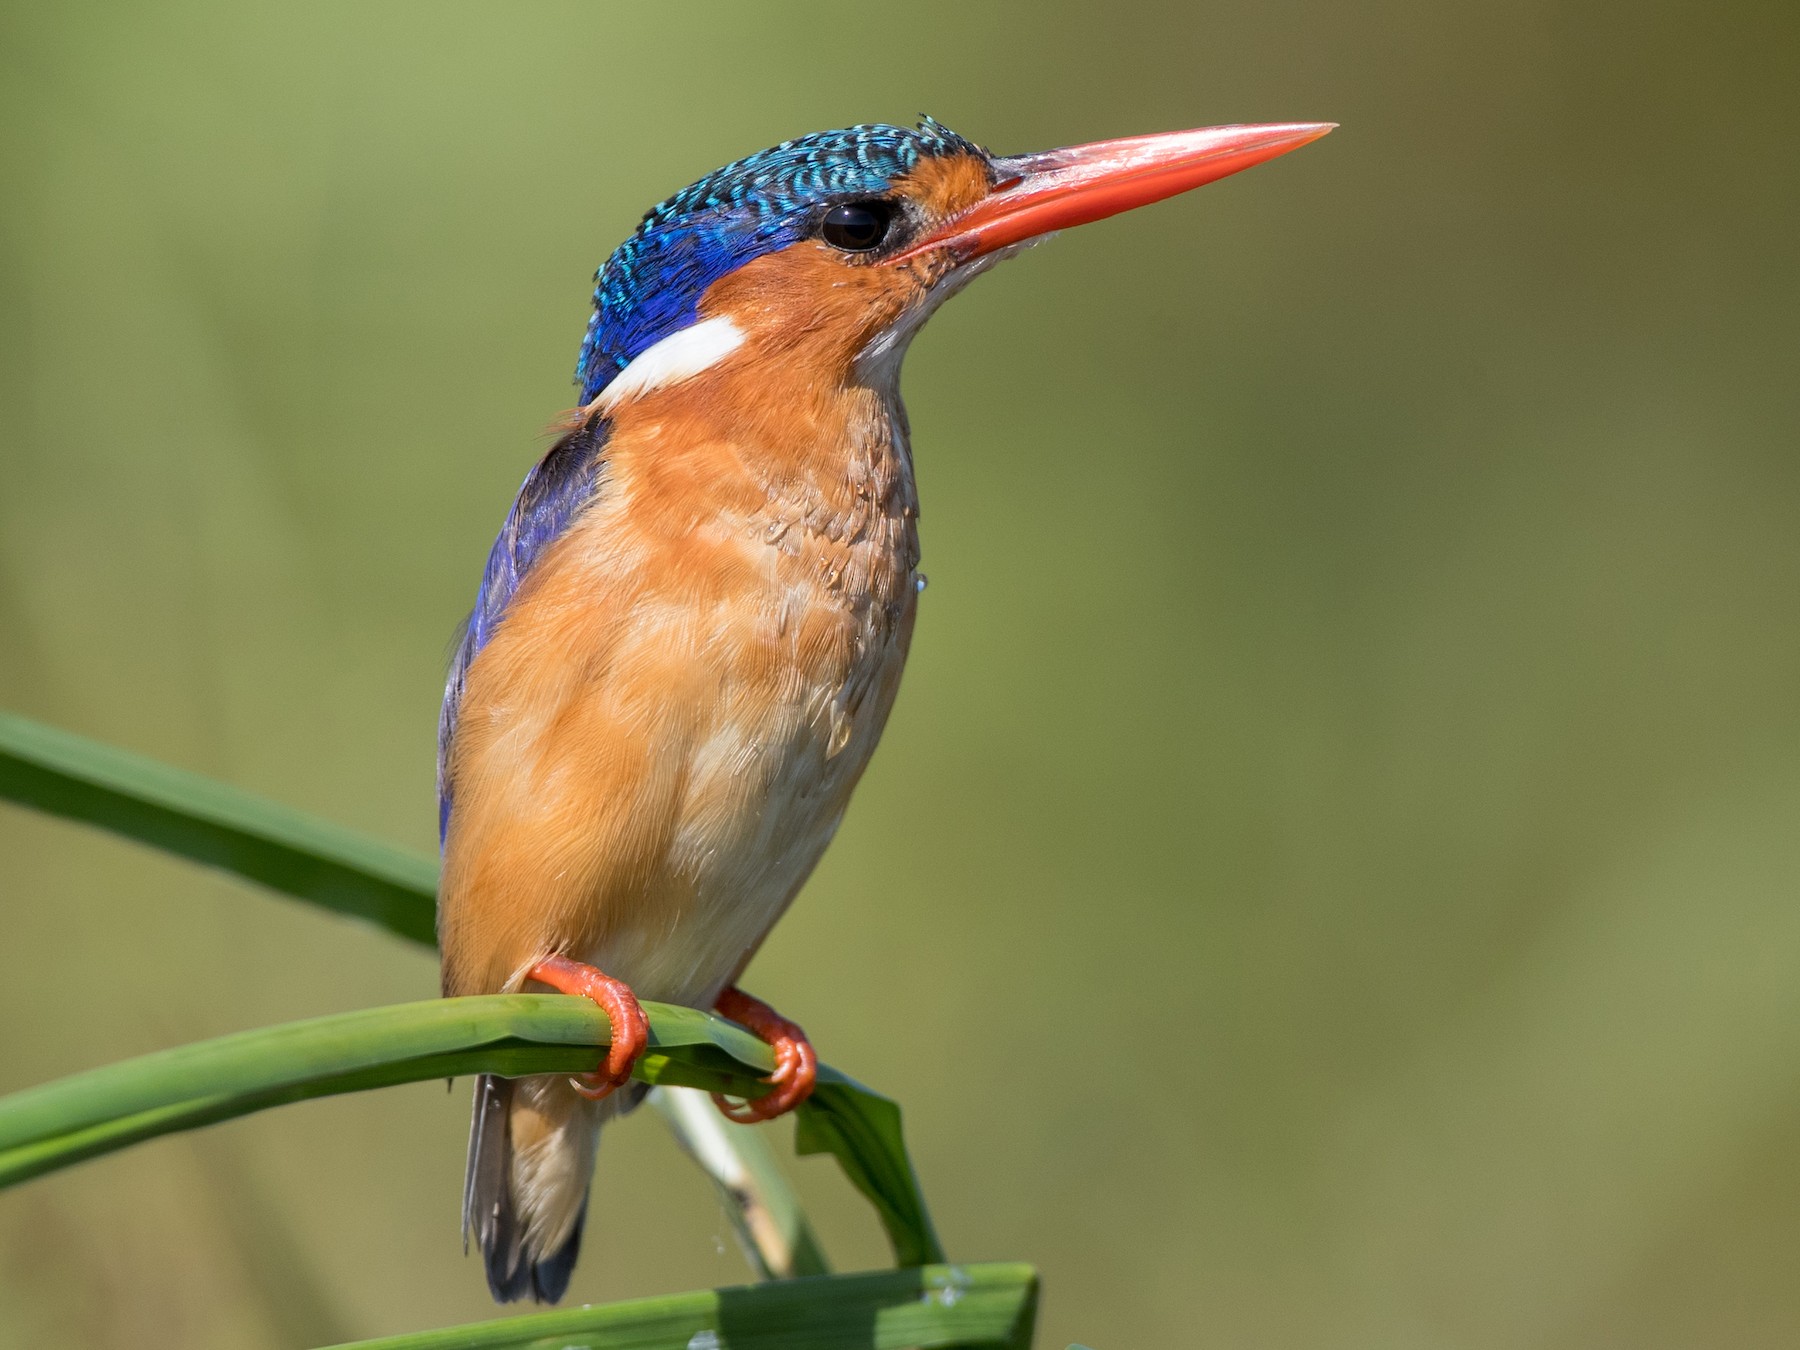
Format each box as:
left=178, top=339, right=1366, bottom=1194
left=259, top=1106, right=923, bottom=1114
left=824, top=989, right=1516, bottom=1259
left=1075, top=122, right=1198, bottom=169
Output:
left=0, top=710, right=437, bottom=943
left=0, top=995, right=764, bottom=1188
left=0, top=993, right=942, bottom=1267
left=314, top=1264, right=1038, bottom=1350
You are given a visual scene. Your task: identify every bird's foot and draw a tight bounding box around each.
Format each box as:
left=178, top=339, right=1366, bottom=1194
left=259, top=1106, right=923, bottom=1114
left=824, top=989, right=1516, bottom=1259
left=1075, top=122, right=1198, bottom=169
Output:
left=527, top=954, right=649, bottom=1101
left=711, top=986, right=817, bottom=1123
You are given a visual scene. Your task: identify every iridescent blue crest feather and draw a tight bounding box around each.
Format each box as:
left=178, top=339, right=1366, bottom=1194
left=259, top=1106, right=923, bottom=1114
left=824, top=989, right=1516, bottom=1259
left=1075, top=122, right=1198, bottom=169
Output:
left=574, top=117, right=984, bottom=403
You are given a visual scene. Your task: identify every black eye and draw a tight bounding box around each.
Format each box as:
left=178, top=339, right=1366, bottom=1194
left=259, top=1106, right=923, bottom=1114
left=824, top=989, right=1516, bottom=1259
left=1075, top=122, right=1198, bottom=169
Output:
left=821, top=200, right=893, bottom=252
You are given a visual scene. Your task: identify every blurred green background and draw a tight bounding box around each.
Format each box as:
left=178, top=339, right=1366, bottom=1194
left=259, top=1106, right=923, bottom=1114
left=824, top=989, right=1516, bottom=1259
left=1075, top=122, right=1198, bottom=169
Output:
left=3, top=2, right=1797, bottom=1346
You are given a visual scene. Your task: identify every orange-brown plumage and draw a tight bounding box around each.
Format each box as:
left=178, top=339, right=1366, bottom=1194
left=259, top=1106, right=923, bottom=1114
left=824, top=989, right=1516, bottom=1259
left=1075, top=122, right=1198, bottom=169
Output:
left=439, top=315, right=923, bottom=1005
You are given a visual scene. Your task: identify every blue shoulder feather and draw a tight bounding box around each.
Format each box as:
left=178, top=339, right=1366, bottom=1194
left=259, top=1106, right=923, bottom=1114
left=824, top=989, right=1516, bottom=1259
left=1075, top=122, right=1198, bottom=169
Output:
left=438, top=415, right=610, bottom=843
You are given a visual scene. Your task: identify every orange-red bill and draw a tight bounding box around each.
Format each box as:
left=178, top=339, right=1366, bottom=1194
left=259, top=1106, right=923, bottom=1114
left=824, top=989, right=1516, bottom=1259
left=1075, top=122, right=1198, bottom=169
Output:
left=893, top=121, right=1335, bottom=264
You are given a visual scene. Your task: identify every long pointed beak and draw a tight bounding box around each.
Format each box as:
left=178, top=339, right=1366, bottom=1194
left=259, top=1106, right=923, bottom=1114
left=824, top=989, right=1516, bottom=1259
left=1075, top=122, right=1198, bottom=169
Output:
left=894, top=122, right=1335, bottom=264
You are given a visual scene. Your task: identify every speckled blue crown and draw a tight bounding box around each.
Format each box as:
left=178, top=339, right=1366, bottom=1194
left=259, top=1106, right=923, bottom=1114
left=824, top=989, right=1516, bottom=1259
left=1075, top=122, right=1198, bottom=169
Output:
left=574, top=117, right=986, bottom=403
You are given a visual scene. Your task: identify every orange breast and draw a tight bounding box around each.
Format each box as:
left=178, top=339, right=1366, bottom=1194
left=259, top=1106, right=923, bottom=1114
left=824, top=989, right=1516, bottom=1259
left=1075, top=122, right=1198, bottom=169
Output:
left=437, top=362, right=920, bottom=1005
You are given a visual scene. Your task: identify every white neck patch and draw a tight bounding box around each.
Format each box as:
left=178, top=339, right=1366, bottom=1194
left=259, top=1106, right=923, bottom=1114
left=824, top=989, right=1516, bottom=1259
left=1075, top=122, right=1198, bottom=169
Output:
left=593, top=315, right=746, bottom=411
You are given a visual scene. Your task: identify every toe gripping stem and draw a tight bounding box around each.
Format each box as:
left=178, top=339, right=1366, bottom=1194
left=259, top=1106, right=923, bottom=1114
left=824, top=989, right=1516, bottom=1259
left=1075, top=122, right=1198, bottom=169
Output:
left=712, top=986, right=817, bottom=1123
left=528, top=954, right=650, bottom=1101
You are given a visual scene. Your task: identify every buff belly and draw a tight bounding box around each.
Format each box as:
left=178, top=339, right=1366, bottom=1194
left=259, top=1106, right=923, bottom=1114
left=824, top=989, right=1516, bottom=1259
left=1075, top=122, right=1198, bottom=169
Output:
left=438, top=461, right=918, bottom=1011
left=572, top=667, right=893, bottom=1009
left=441, top=513, right=915, bottom=1284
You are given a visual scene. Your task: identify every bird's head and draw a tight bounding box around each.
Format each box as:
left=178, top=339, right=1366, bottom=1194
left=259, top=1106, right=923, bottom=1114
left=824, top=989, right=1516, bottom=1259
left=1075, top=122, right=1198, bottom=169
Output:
left=574, top=116, right=1332, bottom=411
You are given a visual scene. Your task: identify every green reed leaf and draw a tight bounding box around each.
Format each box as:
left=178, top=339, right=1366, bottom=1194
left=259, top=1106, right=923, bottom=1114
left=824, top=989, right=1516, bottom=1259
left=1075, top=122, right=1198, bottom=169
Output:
left=0, top=991, right=943, bottom=1271
left=314, top=1264, right=1038, bottom=1350
left=0, top=710, right=437, bottom=944
left=0, top=995, right=770, bottom=1190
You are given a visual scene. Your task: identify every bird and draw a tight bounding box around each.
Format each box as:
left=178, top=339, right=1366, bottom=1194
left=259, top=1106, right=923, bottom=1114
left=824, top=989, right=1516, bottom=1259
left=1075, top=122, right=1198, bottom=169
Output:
left=435, top=114, right=1332, bottom=1302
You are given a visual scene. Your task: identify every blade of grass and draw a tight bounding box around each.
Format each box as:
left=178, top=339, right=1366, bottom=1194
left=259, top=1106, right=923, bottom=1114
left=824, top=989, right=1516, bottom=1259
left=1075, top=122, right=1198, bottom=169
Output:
left=0, top=995, right=769, bottom=1188
left=0, top=711, right=437, bottom=944
left=798, top=1075, right=945, bottom=1267
left=314, top=1263, right=1038, bottom=1350
left=0, top=995, right=944, bottom=1269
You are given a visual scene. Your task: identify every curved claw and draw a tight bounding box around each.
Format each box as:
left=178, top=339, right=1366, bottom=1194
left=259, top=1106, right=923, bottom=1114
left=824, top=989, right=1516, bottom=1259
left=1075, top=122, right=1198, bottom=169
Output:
left=528, top=954, right=649, bottom=1102
left=710, top=986, right=817, bottom=1123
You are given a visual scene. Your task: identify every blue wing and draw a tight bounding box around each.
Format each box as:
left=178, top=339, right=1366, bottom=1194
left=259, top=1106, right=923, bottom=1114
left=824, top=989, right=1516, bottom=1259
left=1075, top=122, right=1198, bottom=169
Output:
left=438, top=414, right=611, bottom=844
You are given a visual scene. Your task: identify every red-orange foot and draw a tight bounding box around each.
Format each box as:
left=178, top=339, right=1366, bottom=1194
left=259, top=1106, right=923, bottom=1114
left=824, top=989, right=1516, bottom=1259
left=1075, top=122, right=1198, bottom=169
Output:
left=711, top=986, right=817, bottom=1123
left=528, top=954, right=649, bottom=1101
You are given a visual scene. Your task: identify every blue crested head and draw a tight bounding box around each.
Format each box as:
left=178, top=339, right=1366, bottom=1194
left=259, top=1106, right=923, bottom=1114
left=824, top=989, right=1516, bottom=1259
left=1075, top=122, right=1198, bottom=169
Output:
left=573, top=117, right=986, bottom=404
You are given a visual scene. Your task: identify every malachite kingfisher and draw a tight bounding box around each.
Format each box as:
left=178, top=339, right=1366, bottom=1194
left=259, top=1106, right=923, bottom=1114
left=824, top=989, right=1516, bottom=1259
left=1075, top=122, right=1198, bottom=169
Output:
left=436, top=115, right=1332, bottom=1302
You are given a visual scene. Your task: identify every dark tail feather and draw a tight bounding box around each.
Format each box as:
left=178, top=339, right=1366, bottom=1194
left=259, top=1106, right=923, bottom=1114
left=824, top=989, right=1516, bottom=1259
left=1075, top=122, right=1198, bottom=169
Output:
left=526, top=1198, right=587, bottom=1303
left=462, top=1073, right=587, bottom=1303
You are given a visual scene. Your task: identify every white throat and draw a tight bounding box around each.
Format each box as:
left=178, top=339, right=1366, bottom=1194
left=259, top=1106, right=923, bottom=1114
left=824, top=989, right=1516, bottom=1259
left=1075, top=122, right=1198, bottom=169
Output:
left=850, top=240, right=1041, bottom=395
